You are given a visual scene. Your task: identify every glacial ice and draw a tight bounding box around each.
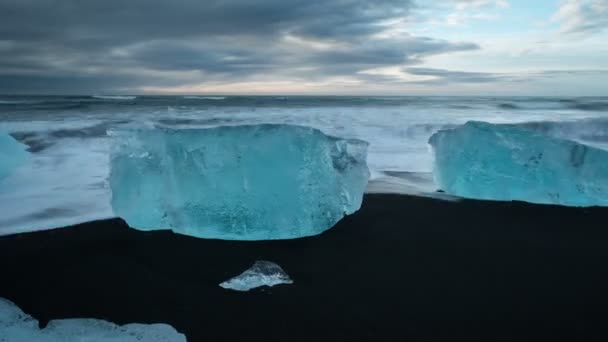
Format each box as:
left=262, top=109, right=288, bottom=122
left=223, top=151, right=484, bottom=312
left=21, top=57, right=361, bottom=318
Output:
left=220, top=260, right=293, bottom=291
left=429, top=121, right=608, bottom=206
left=110, top=124, right=370, bottom=240
left=0, top=297, right=186, bottom=342
left=0, top=133, right=28, bottom=180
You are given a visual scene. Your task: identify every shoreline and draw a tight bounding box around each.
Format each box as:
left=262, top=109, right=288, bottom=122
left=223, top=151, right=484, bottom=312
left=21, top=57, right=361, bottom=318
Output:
left=1, top=193, right=608, bottom=340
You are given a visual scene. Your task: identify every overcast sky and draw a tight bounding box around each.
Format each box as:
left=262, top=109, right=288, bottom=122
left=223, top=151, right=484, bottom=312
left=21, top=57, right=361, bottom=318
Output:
left=0, top=0, right=606, bottom=95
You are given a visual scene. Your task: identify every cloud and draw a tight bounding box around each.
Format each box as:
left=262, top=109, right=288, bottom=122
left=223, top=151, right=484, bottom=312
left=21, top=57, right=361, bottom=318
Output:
left=400, top=67, right=608, bottom=85
left=452, top=0, right=509, bottom=10
left=552, top=0, right=608, bottom=35
left=0, top=0, right=480, bottom=93
left=402, top=67, right=515, bottom=84
left=430, top=0, right=509, bottom=27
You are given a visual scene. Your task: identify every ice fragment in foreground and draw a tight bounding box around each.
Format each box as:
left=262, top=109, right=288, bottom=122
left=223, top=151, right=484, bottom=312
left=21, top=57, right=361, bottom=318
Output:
left=429, top=121, right=608, bottom=206
left=0, top=297, right=186, bottom=342
left=110, top=124, right=370, bottom=240
left=220, top=260, right=293, bottom=291
left=0, top=133, right=28, bottom=180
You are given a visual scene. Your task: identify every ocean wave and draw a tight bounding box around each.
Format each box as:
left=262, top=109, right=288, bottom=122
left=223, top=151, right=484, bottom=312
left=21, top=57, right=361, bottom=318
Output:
left=183, top=96, right=227, bottom=100
left=0, top=100, right=31, bottom=104
left=0, top=102, right=88, bottom=112
left=156, top=117, right=239, bottom=127
left=0, top=99, right=55, bottom=105
left=493, top=98, right=608, bottom=111
left=9, top=131, right=53, bottom=153
left=405, top=123, right=458, bottom=138
left=447, top=104, right=474, bottom=109
left=91, top=95, right=137, bottom=100
left=11, top=120, right=130, bottom=152
left=497, top=103, right=519, bottom=110
left=567, top=101, right=608, bottom=111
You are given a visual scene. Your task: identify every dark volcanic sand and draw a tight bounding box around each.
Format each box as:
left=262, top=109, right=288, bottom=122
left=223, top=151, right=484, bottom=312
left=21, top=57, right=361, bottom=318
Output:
left=1, top=194, right=608, bottom=341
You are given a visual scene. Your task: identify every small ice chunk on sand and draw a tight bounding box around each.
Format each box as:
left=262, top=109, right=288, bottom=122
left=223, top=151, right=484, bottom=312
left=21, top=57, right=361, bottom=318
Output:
left=220, top=261, right=293, bottom=292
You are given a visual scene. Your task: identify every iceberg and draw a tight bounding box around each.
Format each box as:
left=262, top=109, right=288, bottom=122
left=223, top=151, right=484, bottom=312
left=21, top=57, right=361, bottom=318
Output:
left=220, top=260, right=293, bottom=291
left=0, top=297, right=186, bottom=342
left=429, top=121, right=608, bottom=206
left=110, top=124, right=370, bottom=240
left=0, top=133, right=28, bottom=180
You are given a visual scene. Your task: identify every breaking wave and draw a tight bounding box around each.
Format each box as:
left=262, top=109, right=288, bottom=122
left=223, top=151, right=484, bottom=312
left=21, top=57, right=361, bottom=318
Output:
left=405, top=123, right=458, bottom=138
left=11, top=120, right=131, bottom=153
left=493, top=98, right=608, bottom=112
left=498, top=103, right=519, bottom=110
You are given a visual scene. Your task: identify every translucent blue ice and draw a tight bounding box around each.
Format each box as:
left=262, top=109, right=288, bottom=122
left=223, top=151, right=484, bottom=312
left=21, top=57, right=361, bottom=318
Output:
left=0, top=133, right=28, bottom=180
left=110, top=124, right=370, bottom=240
left=0, top=297, right=186, bottom=342
left=429, top=121, right=608, bottom=206
left=220, top=260, right=293, bottom=291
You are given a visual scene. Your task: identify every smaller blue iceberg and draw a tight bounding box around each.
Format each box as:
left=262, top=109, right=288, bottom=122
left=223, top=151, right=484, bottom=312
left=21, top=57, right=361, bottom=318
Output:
left=429, top=121, right=608, bottom=206
left=0, top=133, right=28, bottom=180
left=0, top=297, right=186, bottom=341
left=110, top=124, right=370, bottom=240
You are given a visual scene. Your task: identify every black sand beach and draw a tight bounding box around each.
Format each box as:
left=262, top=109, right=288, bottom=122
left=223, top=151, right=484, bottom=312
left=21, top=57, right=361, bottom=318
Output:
left=1, top=194, right=608, bottom=341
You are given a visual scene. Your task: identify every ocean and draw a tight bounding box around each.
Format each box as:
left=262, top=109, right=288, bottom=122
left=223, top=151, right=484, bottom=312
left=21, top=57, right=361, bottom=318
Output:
left=1, top=95, right=607, bottom=234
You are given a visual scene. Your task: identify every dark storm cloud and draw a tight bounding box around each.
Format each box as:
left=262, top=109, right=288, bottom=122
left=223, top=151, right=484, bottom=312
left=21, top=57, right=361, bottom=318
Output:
left=0, top=0, right=411, bottom=42
left=0, top=0, right=480, bottom=93
left=125, top=41, right=276, bottom=73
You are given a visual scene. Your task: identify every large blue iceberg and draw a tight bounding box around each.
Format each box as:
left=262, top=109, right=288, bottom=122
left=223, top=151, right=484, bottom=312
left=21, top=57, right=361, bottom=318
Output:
left=110, top=124, right=370, bottom=240
left=0, top=133, right=28, bottom=180
left=429, top=121, right=608, bottom=206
